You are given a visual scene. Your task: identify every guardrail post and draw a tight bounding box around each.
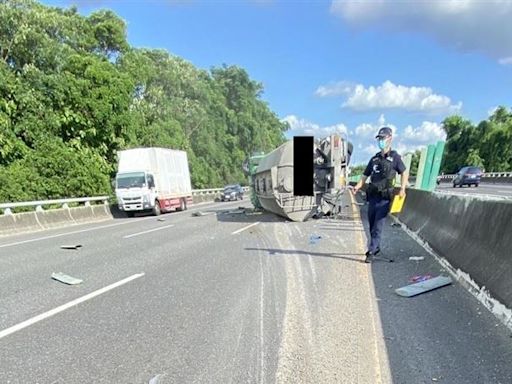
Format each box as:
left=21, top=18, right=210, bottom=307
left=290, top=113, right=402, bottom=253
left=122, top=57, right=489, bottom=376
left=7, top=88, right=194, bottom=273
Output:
left=36, top=205, right=44, bottom=212
left=85, top=201, right=91, bottom=207
left=62, top=203, right=69, bottom=209
left=3, top=208, right=13, bottom=215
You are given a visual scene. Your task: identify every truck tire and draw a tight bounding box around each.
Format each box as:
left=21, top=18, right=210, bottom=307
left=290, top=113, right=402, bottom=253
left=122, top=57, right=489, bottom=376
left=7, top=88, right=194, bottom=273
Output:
left=177, top=198, right=187, bottom=211
left=152, top=200, right=161, bottom=216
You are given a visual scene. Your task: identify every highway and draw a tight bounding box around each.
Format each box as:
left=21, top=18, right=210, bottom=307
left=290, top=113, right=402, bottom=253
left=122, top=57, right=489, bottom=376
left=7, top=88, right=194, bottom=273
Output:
left=436, top=182, right=512, bottom=198
left=1, top=197, right=512, bottom=383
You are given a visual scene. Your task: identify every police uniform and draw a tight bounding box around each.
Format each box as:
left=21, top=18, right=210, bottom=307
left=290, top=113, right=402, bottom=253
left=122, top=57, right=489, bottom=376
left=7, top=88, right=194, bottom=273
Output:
left=363, top=149, right=406, bottom=255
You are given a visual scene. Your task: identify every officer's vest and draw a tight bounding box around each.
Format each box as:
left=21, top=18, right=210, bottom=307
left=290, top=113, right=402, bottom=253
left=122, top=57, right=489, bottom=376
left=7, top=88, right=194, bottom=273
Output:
left=368, top=151, right=397, bottom=199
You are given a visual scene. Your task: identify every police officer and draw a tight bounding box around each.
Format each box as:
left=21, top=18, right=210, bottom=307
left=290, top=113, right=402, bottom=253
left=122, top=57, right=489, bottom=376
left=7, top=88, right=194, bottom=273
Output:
left=351, top=127, right=409, bottom=263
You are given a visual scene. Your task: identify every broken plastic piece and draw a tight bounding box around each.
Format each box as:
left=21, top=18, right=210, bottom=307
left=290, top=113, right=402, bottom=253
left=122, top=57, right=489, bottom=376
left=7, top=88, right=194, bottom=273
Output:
left=157, top=218, right=166, bottom=222
left=309, top=234, right=322, bottom=245
left=395, top=275, right=452, bottom=297
left=391, top=223, right=402, bottom=228
left=409, top=256, right=425, bottom=261
left=192, top=211, right=212, bottom=217
left=51, top=272, right=83, bottom=285
left=409, top=274, right=432, bottom=283
left=225, top=209, right=245, bottom=215
left=60, top=245, right=82, bottom=250
left=149, top=374, right=162, bottom=384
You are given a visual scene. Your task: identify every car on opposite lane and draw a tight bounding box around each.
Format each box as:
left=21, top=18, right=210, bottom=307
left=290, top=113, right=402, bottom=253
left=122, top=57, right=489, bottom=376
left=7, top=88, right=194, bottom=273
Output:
left=221, top=184, right=244, bottom=201
left=453, top=166, right=482, bottom=188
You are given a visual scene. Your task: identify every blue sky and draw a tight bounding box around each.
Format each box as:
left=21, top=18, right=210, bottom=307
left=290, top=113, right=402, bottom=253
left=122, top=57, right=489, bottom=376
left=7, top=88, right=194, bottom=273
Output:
left=44, top=0, right=512, bottom=164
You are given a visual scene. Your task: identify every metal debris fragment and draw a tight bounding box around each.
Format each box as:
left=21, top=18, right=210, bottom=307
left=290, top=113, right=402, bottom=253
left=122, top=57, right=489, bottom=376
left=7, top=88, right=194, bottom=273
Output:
left=51, top=272, right=83, bottom=285
left=395, top=276, right=452, bottom=297
left=60, top=245, right=82, bottom=250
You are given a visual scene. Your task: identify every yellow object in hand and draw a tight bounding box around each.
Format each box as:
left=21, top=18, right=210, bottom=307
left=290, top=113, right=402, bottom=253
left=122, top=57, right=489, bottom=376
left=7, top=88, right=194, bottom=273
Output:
left=390, top=195, right=406, bottom=214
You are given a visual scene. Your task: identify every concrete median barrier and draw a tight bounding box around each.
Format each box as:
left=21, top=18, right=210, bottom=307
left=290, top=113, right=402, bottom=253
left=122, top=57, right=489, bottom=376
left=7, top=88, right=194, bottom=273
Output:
left=0, top=205, right=114, bottom=237
left=396, top=189, right=512, bottom=317
left=0, top=214, right=21, bottom=235
left=37, top=208, right=75, bottom=228
left=192, top=194, right=222, bottom=204
left=67, top=206, right=95, bottom=223
left=91, top=204, right=112, bottom=219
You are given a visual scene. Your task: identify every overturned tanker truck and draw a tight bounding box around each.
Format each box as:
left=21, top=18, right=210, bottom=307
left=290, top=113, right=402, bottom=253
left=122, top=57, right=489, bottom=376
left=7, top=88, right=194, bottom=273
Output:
left=252, top=134, right=352, bottom=222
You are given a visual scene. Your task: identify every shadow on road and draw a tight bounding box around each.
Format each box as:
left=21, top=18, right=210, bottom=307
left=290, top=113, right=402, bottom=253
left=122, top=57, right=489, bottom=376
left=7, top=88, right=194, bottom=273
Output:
left=245, top=247, right=366, bottom=264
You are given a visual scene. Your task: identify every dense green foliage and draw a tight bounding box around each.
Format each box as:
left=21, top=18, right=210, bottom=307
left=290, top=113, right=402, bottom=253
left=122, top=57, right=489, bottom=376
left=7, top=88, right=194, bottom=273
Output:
left=441, top=107, right=512, bottom=173
left=0, top=0, right=286, bottom=202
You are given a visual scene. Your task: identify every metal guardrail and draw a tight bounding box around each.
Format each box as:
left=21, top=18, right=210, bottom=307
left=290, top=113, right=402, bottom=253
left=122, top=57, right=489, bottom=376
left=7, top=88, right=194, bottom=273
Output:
left=0, top=196, right=110, bottom=215
left=191, top=187, right=250, bottom=195
left=1, top=187, right=251, bottom=215
left=438, top=172, right=512, bottom=180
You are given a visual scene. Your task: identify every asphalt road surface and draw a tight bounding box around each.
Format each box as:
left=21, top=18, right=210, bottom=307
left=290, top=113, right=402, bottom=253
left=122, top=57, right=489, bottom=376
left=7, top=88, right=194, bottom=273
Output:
left=437, top=181, right=512, bottom=198
left=1, top=197, right=511, bottom=383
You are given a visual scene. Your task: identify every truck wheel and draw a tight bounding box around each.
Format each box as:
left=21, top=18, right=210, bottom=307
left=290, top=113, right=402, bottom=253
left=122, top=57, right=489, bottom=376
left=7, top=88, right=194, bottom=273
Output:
left=178, top=198, right=187, bottom=211
left=152, top=200, right=161, bottom=216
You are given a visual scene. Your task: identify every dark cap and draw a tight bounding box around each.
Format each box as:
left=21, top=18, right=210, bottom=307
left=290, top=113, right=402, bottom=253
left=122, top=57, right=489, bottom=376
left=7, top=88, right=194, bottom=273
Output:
left=375, top=127, right=393, bottom=138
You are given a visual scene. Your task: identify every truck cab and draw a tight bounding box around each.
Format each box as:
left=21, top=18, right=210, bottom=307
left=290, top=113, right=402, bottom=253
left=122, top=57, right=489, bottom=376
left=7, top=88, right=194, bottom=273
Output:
left=115, top=171, right=158, bottom=215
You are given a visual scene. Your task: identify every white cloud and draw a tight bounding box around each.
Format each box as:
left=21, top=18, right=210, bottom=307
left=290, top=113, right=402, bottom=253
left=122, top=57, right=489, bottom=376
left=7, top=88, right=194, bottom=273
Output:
left=330, top=0, right=512, bottom=63
left=499, top=57, right=512, bottom=66
left=347, top=116, right=443, bottom=164
left=315, top=81, right=355, bottom=97
left=316, top=80, right=462, bottom=114
left=403, top=121, right=446, bottom=143
left=281, top=115, right=348, bottom=138
left=354, top=115, right=397, bottom=139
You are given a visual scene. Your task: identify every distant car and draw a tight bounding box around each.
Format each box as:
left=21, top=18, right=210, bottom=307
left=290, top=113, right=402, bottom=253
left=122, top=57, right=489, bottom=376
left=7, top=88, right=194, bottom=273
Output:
left=453, top=166, right=482, bottom=188
left=221, top=184, right=244, bottom=201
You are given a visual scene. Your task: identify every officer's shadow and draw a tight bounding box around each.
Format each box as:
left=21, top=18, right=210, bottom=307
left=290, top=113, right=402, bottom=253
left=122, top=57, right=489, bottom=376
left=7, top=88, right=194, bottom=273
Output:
left=244, top=247, right=366, bottom=264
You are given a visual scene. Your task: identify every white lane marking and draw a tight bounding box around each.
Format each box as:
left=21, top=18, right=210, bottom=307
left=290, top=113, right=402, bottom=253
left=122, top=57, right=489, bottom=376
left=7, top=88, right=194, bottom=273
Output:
left=0, top=219, right=153, bottom=249
left=231, top=222, right=260, bottom=235
left=0, top=273, right=145, bottom=340
left=123, top=224, right=174, bottom=239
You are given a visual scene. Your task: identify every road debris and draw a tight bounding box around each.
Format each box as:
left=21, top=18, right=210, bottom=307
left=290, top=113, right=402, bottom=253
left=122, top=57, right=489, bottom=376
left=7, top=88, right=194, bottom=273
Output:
left=391, top=222, right=402, bottom=228
left=409, top=256, right=425, bottom=261
left=192, top=211, right=213, bottom=217
left=51, top=272, right=83, bottom=285
left=409, top=274, right=433, bottom=283
left=223, top=208, right=245, bottom=215
left=149, top=374, right=163, bottom=384
left=309, top=234, right=322, bottom=245
left=395, top=275, right=452, bottom=297
left=60, top=245, right=82, bottom=250
left=157, top=218, right=166, bottom=222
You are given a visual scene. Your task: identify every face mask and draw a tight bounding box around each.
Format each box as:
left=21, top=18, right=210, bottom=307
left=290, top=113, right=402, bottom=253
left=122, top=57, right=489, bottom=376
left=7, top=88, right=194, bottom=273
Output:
left=378, top=139, right=388, bottom=150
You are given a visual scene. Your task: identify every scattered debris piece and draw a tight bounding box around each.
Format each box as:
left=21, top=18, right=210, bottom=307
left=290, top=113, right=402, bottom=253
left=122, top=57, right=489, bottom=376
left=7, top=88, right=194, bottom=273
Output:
left=309, top=234, right=322, bottom=245
left=395, top=276, right=452, bottom=297
left=149, top=374, right=163, bottom=384
left=60, top=244, right=82, bottom=250
left=391, top=223, right=402, bottom=228
left=409, top=256, right=425, bottom=261
left=192, top=211, right=212, bottom=217
left=51, top=272, right=83, bottom=285
left=157, top=218, right=166, bottom=222
left=223, top=209, right=245, bottom=215
left=409, top=274, right=432, bottom=283
left=353, top=202, right=364, bottom=206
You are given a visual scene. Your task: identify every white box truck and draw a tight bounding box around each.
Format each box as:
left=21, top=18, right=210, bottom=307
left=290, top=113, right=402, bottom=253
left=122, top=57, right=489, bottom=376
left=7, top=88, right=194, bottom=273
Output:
left=115, top=148, right=193, bottom=216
